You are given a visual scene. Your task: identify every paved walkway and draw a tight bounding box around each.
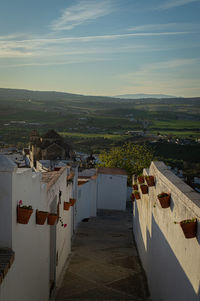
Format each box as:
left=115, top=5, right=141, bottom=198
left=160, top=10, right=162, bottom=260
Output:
left=56, top=203, right=150, bottom=301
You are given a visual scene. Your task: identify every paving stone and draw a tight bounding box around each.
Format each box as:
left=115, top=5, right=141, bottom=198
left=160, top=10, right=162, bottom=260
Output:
left=56, top=204, right=150, bottom=301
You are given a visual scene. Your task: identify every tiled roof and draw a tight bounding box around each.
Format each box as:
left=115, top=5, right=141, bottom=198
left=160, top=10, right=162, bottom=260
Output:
left=67, top=172, right=75, bottom=181
left=78, top=179, right=89, bottom=186
left=42, top=130, right=61, bottom=139
left=97, top=167, right=127, bottom=176
left=42, top=166, right=67, bottom=191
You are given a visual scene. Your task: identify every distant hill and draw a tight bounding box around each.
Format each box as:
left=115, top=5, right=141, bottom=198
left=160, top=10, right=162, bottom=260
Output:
left=115, top=93, right=178, bottom=99
left=0, top=88, right=85, bottom=102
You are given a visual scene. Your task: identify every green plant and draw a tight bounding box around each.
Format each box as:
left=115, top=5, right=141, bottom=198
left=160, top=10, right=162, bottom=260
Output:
left=158, top=193, right=169, bottom=198
left=174, top=218, right=196, bottom=224
left=18, top=200, right=32, bottom=210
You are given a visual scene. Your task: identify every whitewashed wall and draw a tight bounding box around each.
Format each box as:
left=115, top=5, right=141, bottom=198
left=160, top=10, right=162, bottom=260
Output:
left=133, top=161, right=200, bottom=301
left=75, top=178, right=97, bottom=229
left=97, top=174, right=127, bottom=211
left=0, top=166, right=49, bottom=301
left=0, top=157, right=73, bottom=301
left=52, top=169, right=72, bottom=284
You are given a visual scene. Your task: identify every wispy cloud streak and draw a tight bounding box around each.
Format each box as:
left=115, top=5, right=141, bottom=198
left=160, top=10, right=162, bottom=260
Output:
left=0, top=30, right=192, bottom=58
left=157, top=0, right=199, bottom=10
left=128, top=22, right=199, bottom=32
left=51, top=0, right=113, bottom=31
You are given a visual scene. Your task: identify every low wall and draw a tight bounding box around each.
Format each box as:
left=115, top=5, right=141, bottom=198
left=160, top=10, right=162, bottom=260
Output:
left=133, top=161, right=200, bottom=301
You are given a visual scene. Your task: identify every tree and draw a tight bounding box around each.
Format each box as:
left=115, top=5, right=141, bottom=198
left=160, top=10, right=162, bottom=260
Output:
left=98, top=143, right=153, bottom=185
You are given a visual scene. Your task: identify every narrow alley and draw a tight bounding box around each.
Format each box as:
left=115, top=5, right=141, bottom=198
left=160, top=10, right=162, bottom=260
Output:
left=55, top=202, right=150, bottom=301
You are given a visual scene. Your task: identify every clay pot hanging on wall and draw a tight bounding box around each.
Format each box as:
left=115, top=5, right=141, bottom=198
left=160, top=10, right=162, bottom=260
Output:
left=157, top=193, right=171, bottom=208
left=17, top=205, right=33, bottom=224
left=145, top=176, right=155, bottom=187
left=69, top=198, right=76, bottom=206
left=36, top=210, right=48, bottom=225
left=132, top=184, right=138, bottom=190
left=138, top=176, right=144, bottom=184
left=180, top=219, right=197, bottom=239
left=48, top=213, right=58, bottom=225
left=63, top=202, right=71, bottom=211
left=140, top=184, right=148, bottom=194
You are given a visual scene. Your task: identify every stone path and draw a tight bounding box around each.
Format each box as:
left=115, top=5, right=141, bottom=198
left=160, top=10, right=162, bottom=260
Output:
left=56, top=202, right=150, bottom=301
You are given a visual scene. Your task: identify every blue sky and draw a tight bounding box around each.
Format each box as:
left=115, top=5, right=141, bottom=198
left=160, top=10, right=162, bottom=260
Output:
left=0, top=0, right=200, bottom=96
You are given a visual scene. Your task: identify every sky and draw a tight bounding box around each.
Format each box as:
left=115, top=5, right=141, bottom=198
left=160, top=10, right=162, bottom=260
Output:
left=0, top=0, right=200, bottom=97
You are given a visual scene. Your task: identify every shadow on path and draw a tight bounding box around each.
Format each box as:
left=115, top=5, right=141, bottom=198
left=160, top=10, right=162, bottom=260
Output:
left=56, top=202, right=150, bottom=301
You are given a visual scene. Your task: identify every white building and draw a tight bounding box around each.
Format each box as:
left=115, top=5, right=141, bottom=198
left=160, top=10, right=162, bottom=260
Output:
left=0, top=155, right=77, bottom=301
left=97, top=167, right=127, bottom=211
left=0, top=156, right=128, bottom=300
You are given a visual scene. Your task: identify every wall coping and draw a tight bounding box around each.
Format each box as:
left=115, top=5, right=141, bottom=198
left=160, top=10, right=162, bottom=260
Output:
left=149, top=161, right=200, bottom=218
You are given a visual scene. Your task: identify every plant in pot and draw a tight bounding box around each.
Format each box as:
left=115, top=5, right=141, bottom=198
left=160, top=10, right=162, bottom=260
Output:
left=63, top=201, right=71, bottom=211
left=132, top=184, right=138, bottom=190
left=175, top=218, right=197, bottom=239
left=157, top=192, right=171, bottom=208
left=47, top=213, right=58, bottom=225
left=69, top=198, right=76, bottom=206
left=133, top=190, right=140, bottom=200
left=36, top=210, right=48, bottom=225
left=145, top=176, right=155, bottom=187
left=137, top=175, right=144, bottom=184
left=140, top=184, right=148, bottom=194
left=17, top=200, right=33, bottom=224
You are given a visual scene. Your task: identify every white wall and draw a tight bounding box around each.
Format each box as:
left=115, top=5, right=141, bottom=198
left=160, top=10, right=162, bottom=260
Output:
left=0, top=167, right=49, bottom=301
left=97, top=174, right=127, bottom=211
left=55, top=169, right=72, bottom=284
left=75, top=178, right=97, bottom=229
left=0, top=159, right=73, bottom=301
left=133, top=161, right=200, bottom=301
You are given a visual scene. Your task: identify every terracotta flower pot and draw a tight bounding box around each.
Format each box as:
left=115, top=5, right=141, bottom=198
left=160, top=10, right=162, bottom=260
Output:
left=64, top=202, right=71, bottom=211
left=134, top=192, right=141, bottom=200
left=133, top=184, right=138, bottom=190
left=36, top=210, right=48, bottom=225
left=131, top=193, right=135, bottom=201
left=140, top=184, right=148, bottom=194
left=69, top=198, right=76, bottom=206
left=157, top=193, right=171, bottom=208
left=138, top=176, right=144, bottom=184
left=17, top=206, right=33, bottom=224
left=180, top=219, right=197, bottom=239
left=145, top=176, right=155, bottom=187
left=48, top=214, right=57, bottom=225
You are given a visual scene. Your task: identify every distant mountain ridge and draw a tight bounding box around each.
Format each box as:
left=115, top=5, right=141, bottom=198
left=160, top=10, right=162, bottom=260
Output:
left=115, top=93, right=178, bottom=99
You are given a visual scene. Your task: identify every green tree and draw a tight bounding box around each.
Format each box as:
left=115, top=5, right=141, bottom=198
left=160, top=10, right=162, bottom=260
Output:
left=98, top=143, right=153, bottom=185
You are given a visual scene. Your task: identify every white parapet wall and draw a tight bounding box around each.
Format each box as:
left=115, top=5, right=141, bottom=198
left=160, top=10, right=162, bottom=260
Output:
left=132, top=161, right=200, bottom=301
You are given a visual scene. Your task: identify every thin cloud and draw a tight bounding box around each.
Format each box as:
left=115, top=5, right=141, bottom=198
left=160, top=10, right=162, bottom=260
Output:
left=128, top=22, right=198, bottom=32
left=0, top=30, right=192, bottom=59
left=158, top=0, right=199, bottom=10
left=51, top=0, right=114, bottom=31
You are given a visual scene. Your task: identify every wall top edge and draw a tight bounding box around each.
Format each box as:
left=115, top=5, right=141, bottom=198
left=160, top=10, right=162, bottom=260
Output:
left=150, top=161, right=200, bottom=217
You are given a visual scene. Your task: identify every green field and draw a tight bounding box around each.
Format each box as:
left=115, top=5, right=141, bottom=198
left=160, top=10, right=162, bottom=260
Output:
left=0, top=88, right=200, bottom=154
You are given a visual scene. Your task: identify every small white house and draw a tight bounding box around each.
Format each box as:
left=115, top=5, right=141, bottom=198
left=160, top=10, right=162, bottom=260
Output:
left=97, top=167, right=127, bottom=211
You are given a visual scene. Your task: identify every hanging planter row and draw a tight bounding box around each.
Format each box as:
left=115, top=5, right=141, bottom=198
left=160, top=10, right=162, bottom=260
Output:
left=17, top=198, right=76, bottom=225
left=132, top=176, right=198, bottom=239
left=137, top=175, right=155, bottom=187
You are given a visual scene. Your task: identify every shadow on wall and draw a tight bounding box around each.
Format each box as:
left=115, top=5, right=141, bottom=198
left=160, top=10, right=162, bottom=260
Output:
left=133, top=204, right=200, bottom=301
